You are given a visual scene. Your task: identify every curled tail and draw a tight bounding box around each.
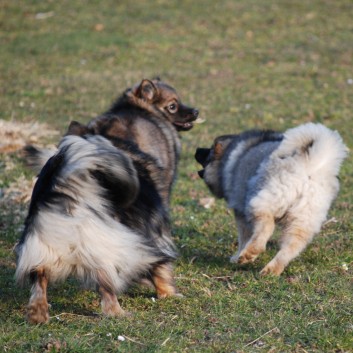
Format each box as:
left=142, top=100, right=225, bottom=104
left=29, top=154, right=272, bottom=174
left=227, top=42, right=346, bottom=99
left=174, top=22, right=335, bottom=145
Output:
left=26, top=135, right=139, bottom=221
left=23, top=120, right=92, bottom=174
left=56, top=135, right=140, bottom=208
left=278, top=123, right=348, bottom=175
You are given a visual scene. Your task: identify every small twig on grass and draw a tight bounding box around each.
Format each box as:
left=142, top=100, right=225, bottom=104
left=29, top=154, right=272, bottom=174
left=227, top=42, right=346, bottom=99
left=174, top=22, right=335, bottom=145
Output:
left=175, top=276, right=198, bottom=281
left=243, top=327, right=279, bottom=348
left=323, top=217, right=338, bottom=226
left=189, top=256, right=197, bottom=264
left=53, top=312, right=98, bottom=320
left=161, top=337, right=170, bottom=346
left=123, top=335, right=146, bottom=346
left=12, top=294, right=19, bottom=306
left=202, top=274, right=232, bottom=281
left=157, top=321, right=165, bottom=328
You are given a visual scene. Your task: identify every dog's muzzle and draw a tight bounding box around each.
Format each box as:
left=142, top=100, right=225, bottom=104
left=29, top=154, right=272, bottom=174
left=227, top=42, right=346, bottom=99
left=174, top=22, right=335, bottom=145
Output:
left=194, top=148, right=210, bottom=167
left=198, top=169, right=205, bottom=178
left=173, top=108, right=199, bottom=131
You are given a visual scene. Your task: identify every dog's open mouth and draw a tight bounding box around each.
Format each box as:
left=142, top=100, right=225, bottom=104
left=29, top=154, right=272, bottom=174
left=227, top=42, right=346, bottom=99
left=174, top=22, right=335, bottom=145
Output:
left=173, top=121, right=194, bottom=131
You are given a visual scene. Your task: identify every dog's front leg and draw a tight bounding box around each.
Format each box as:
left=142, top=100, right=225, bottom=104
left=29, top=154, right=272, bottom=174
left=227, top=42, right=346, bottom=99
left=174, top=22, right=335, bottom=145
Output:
left=235, top=213, right=275, bottom=265
left=26, top=268, right=50, bottom=324
left=230, top=214, right=253, bottom=263
left=151, top=262, right=182, bottom=298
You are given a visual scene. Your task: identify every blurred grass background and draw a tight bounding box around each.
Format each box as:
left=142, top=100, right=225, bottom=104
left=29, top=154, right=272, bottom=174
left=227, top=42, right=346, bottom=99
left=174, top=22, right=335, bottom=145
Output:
left=0, top=0, right=352, bottom=352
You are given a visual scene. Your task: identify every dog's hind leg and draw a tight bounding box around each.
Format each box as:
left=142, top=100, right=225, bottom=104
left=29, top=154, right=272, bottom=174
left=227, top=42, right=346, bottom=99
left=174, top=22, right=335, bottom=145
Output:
left=230, top=214, right=253, bottom=263
left=97, top=271, right=128, bottom=317
left=235, top=213, right=275, bottom=265
left=98, top=286, right=128, bottom=317
left=260, top=219, right=314, bottom=276
left=151, top=262, right=182, bottom=298
left=26, top=268, right=50, bottom=324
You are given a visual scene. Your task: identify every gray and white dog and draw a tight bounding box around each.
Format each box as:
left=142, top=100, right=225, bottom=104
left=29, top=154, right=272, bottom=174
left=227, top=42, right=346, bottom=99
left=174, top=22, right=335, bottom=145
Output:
left=195, top=123, right=347, bottom=276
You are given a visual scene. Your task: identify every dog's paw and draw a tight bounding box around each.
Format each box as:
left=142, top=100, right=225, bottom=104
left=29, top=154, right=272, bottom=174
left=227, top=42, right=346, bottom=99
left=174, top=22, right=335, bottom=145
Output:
left=102, top=305, right=131, bottom=318
left=230, top=253, right=240, bottom=263
left=260, top=261, right=284, bottom=276
left=26, top=299, right=50, bottom=324
left=157, top=291, right=184, bottom=299
left=235, top=249, right=259, bottom=265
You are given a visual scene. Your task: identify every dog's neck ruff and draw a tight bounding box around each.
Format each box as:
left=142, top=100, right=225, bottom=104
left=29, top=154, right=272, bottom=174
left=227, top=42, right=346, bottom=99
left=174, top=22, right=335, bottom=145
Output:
left=221, top=140, right=250, bottom=204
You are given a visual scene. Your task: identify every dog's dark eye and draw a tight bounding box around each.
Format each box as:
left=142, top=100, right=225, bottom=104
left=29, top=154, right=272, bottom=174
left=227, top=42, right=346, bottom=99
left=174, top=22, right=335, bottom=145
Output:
left=167, top=103, right=178, bottom=113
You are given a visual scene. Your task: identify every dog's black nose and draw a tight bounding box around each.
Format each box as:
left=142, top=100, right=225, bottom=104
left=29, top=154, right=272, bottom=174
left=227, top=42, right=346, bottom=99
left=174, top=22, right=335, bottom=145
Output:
left=198, top=169, right=204, bottom=178
left=193, top=109, right=199, bottom=118
left=195, top=148, right=210, bottom=166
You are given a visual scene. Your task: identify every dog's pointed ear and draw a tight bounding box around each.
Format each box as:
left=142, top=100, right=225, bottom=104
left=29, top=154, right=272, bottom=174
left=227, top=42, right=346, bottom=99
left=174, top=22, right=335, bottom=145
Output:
left=135, top=79, right=157, bottom=102
left=66, top=121, right=90, bottom=136
left=214, top=141, right=225, bottom=160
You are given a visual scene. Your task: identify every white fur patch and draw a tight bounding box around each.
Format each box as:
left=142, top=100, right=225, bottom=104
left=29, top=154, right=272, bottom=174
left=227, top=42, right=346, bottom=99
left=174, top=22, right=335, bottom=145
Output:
left=247, top=123, right=348, bottom=232
left=16, top=207, right=160, bottom=292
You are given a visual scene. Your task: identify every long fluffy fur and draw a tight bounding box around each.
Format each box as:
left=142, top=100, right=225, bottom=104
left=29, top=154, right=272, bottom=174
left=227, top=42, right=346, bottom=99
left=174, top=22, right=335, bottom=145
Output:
left=15, top=135, right=165, bottom=292
left=23, top=145, right=56, bottom=174
left=244, top=123, right=348, bottom=226
left=197, top=122, right=348, bottom=275
left=17, top=79, right=197, bottom=323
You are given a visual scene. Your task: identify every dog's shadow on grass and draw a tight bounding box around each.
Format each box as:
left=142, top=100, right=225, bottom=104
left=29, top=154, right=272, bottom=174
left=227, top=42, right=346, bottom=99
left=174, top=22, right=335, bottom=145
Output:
left=175, top=224, right=280, bottom=275
left=175, top=227, right=233, bottom=270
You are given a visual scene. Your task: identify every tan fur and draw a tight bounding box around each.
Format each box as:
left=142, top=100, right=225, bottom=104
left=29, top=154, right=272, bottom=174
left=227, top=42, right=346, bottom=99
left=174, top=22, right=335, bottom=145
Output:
left=231, top=213, right=275, bottom=265
left=99, top=286, right=127, bottom=317
left=26, top=269, right=50, bottom=324
left=151, top=263, right=181, bottom=299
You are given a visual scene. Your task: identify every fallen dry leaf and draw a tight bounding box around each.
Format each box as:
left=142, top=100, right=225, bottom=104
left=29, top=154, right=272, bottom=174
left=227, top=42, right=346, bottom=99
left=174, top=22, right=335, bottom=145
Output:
left=0, top=119, right=59, bottom=205
left=0, top=119, right=58, bottom=153
left=94, top=23, right=104, bottom=31
left=1, top=175, right=36, bottom=204
left=199, top=197, right=215, bottom=209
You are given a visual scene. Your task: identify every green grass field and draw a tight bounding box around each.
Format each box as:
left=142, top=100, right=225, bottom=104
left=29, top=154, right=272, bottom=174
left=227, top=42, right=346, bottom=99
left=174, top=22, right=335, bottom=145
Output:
left=0, top=1, right=352, bottom=352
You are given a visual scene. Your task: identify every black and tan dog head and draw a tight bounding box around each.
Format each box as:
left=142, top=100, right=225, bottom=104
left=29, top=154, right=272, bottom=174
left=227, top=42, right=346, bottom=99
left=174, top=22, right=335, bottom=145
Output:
left=195, top=135, right=234, bottom=198
left=132, top=78, right=199, bottom=131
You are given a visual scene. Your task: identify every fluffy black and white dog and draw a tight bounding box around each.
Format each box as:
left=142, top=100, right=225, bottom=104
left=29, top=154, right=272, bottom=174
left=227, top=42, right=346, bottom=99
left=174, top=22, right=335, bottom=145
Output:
left=16, top=135, right=177, bottom=323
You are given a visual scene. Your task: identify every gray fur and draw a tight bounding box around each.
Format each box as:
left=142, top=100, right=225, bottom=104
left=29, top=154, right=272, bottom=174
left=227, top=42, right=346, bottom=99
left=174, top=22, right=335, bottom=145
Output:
left=196, top=123, right=348, bottom=275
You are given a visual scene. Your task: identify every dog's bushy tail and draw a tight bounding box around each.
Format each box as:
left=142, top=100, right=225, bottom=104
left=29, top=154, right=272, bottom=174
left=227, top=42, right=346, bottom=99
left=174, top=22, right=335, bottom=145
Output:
left=57, top=135, right=140, bottom=208
left=15, top=135, right=143, bottom=288
left=23, top=145, right=57, bottom=174
left=281, top=123, right=348, bottom=175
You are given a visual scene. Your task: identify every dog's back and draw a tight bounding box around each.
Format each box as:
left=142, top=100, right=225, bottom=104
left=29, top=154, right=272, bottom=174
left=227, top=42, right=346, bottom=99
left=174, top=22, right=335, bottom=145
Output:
left=221, top=131, right=283, bottom=212
left=223, top=123, right=348, bottom=219
left=253, top=123, right=348, bottom=221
